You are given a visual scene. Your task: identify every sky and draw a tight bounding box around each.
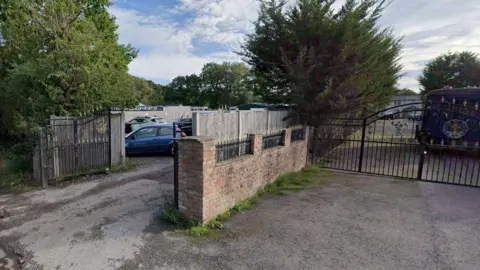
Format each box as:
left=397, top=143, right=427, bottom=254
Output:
left=109, top=0, right=480, bottom=92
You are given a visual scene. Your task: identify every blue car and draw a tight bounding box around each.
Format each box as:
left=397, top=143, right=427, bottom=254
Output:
left=125, top=124, right=185, bottom=156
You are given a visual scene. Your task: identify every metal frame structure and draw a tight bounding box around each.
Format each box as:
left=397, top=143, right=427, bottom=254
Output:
left=38, top=109, right=112, bottom=185
left=310, top=103, right=480, bottom=187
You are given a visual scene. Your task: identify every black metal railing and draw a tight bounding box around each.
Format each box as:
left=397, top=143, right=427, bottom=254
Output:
left=309, top=103, right=480, bottom=188
left=216, top=138, right=252, bottom=162
left=262, top=131, right=284, bottom=149
left=291, top=128, right=305, bottom=141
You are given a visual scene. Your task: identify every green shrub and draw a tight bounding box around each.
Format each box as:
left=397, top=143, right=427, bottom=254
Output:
left=0, top=142, right=35, bottom=188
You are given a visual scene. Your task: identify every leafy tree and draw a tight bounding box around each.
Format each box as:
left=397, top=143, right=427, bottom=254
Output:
left=164, top=74, right=204, bottom=105
left=130, top=76, right=155, bottom=105
left=418, top=51, right=480, bottom=96
left=163, top=62, right=260, bottom=108
left=200, top=63, right=231, bottom=108
left=0, top=0, right=137, bottom=138
left=239, top=0, right=403, bottom=124
left=200, top=62, right=258, bottom=108
left=128, top=76, right=166, bottom=105
left=147, top=80, right=166, bottom=105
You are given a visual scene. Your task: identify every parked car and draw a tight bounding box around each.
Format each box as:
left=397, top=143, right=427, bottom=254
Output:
left=407, top=111, right=422, bottom=121
left=128, top=116, right=167, bottom=124
left=125, top=122, right=142, bottom=134
left=379, top=113, right=394, bottom=120
left=125, top=116, right=168, bottom=134
left=125, top=124, right=185, bottom=156
left=175, top=118, right=193, bottom=136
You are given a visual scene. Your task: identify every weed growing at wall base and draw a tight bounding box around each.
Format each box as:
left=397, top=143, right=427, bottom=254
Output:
left=161, top=167, right=322, bottom=237
left=110, top=158, right=137, bottom=173
left=160, top=208, right=213, bottom=236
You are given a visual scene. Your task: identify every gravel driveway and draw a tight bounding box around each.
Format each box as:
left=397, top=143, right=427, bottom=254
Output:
left=2, top=165, right=480, bottom=269
left=124, top=170, right=480, bottom=270
left=0, top=156, right=173, bottom=269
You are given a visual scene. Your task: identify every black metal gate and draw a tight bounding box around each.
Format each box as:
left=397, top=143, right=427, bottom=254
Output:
left=37, top=109, right=111, bottom=185
left=310, top=103, right=480, bottom=187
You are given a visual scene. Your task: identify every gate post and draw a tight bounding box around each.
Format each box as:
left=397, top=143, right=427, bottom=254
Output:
left=310, top=127, right=317, bottom=166
left=39, top=128, right=48, bottom=188
left=358, top=119, right=367, bottom=172
left=73, top=119, right=79, bottom=171
left=108, top=108, right=112, bottom=168
left=173, top=141, right=179, bottom=209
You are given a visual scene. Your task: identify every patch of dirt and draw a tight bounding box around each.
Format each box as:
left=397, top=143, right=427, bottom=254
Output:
left=0, top=209, right=11, bottom=219
left=0, top=235, right=31, bottom=270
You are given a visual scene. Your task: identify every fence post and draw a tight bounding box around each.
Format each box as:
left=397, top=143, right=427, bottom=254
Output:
left=266, top=110, right=270, bottom=134
left=73, top=118, right=79, bottom=172
left=192, top=112, right=199, bottom=136
left=358, top=119, right=367, bottom=172
left=51, top=118, right=60, bottom=179
left=249, top=134, right=262, bottom=155
left=39, top=128, right=47, bottom=188
left=173, top=141, right=179, bottom=209
left=108, top=109, right=112, bottom=168
left=121, top=111, right=126, bottom=165
left=237, top=110, right=242, bottom=141
left=309, top=127, right=316, bottom=166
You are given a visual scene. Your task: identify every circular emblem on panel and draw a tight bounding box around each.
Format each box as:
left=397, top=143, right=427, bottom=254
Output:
left=443, top=119, right=468, bottom=139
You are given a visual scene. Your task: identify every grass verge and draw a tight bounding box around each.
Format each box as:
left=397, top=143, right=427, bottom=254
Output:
left=161, top=167, right=322, bottom=237
left=0, top=172, right=38, bottom=191
left=110, top=157, right=137, bottom=173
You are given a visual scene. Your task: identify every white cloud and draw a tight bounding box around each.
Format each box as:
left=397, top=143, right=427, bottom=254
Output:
left=177, top=0, right=259, bottom=48
left=128, top=49, right=241, bottom=81
left=378, top=0, right=480, bottom=90
left=110, top=7, right=191, bottom=52
left=110, top=0, right=480, bottom=91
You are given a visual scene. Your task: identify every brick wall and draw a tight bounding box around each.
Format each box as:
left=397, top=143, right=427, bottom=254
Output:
left=176, top=128, right=309, bottom=223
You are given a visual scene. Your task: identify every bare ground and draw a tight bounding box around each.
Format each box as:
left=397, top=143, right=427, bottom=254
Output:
left=0, top=156, right=173, bottom=270
left=2, top=165, right=480, bottom=269
left=116, top=170, right=480, bottom=270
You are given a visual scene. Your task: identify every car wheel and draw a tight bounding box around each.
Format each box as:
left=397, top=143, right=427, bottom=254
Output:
left=169, top=145, right=175, bottom=156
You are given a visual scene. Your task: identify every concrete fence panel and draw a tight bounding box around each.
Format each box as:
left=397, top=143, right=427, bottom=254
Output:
left=197, top=112, right=240, bottom=140
left=194, top=110, right=293, bottom=140
left=123, top=110, right=192, bottom=122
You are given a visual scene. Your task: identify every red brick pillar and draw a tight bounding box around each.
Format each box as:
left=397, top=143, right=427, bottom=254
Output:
left=249, top=134, right=263, bottom=155
left=176, top=136, right=216, bottom=223
left=283, top=128, right=291, bottom=147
